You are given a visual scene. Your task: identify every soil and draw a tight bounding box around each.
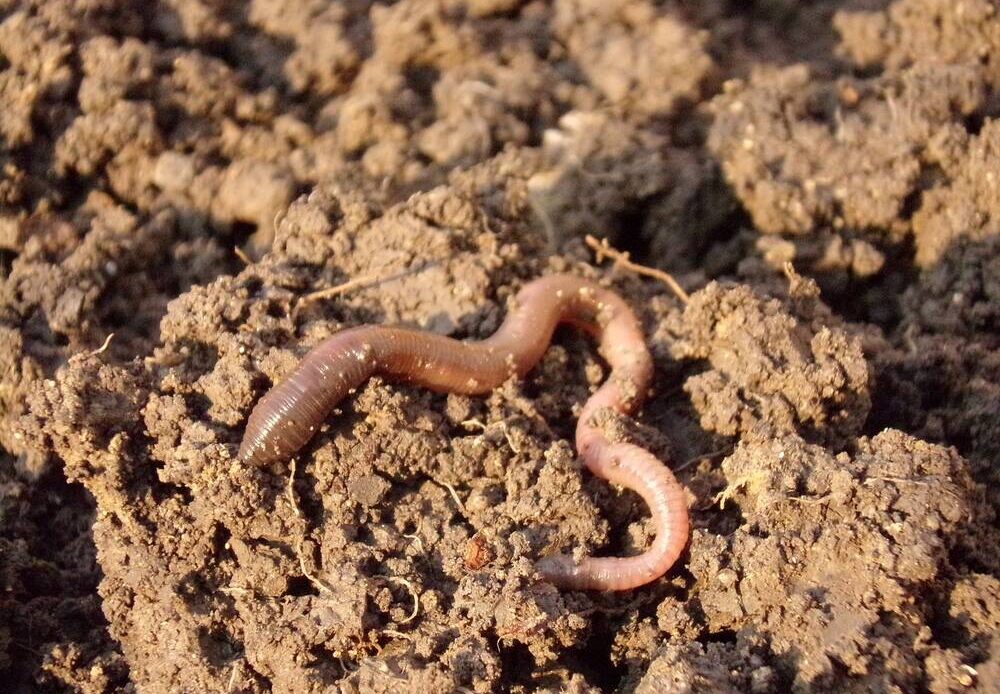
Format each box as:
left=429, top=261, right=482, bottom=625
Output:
left=1, top=1, right=998, bottom=692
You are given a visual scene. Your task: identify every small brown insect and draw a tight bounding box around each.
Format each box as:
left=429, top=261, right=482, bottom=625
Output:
left=463, top=534, right=492, bottom=571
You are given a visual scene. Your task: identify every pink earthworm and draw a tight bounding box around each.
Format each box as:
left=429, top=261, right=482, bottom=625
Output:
left=238, top=274, right=689, bottom=591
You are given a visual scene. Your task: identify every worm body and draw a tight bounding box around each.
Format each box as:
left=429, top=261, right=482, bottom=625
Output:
left=239, top=274, right=689, bottom=591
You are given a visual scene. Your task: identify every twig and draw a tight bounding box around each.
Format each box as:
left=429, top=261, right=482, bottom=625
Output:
left=375, top=575, right=421, bottom=624
left=291, top=263, right=441, bottom=320
left=585, top=234, right=690, bottom=304
left=296, top=542, right=334, bottom=594
left=287, top=458, right=334, bottom=594
left=436, top=480, right=467, bottom=514
left=227, top=660, right=243, bottom=692
left=461, top=417, right=521, bottom=453
left=788, top=494, right=831, bottom=505
left=403, top=519, right=424, bottom=554
left=297, top=271, right=383, bottom=307
left=88, top=333, right=115, bottom=357
left=234, top=246, right=252, bottom=265
left=287, top=458, right=302, bottom=518
left=865, top=475, right=930, bottom=486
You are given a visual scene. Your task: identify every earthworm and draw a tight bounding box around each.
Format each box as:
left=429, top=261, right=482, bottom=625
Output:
left=239, top=274, right=689, bottom=591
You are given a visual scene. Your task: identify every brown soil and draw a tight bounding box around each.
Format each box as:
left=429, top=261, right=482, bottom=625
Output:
left=1, top=1, right=998, bottom=692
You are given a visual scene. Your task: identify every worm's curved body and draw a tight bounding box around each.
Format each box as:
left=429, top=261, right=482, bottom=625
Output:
left=239, top=275, right=688, bottom=591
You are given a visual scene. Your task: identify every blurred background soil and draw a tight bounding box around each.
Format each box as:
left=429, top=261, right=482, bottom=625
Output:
left=0, top=1, right=997, bottom=692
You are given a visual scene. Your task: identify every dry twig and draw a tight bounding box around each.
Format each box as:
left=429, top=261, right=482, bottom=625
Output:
left=297, top=272, right=383, bottom=307
left=88, top=333, right=115, bottom=357
left=374, top=576, right=421, bottom=624
left=585, top=234, right=690, bottom=303
left=287, top=458, right=335, bottom=594
left=233, top=246, right=252, bottom=265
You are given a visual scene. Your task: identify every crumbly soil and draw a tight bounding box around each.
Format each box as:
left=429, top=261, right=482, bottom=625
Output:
left=1, top=1, right=998, bottom=692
